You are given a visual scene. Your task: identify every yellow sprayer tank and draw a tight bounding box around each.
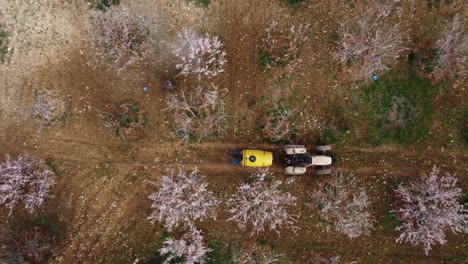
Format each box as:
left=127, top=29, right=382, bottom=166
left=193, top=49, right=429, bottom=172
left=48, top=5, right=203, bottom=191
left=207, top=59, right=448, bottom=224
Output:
left=241, top=149, right=273, bottom=167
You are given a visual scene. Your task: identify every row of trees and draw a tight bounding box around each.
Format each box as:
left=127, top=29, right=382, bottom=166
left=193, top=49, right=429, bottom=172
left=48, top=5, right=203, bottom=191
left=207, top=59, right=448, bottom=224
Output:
left=81, top=4, right=465, bottom=144
left=0, top=154, right=466, bottom=262
left=145, top=165, right=467, bottom=262
left=78, top=3, right=468, bottom=84
left=334, top=2, right=466, bottom=83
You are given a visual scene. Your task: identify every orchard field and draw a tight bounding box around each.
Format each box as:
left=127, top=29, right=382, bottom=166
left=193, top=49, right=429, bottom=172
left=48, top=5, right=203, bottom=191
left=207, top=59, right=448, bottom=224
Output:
left=0, top=0, right=467, bottom=263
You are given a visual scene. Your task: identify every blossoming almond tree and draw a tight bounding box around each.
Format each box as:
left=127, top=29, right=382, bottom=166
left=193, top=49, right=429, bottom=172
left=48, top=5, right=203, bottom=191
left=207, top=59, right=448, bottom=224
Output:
left=84, top=6, right=151, bottom=74
left=159, top=227, right=211, bottom=264
left=227, top=169, right=298, bottom=236
left=172, top=28, right=227, bottom=78
left=147, top=167, right=220, bottom=232
left=311, top=172, right=375, bottom=239
left=0, top=154, right=54, bottom=215
left=394, top=166, right=468, bottom=255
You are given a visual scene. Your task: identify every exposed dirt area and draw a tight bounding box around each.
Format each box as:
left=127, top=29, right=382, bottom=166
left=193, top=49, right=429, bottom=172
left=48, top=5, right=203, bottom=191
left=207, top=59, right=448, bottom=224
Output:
left=0, top=0, right=467, bottom=263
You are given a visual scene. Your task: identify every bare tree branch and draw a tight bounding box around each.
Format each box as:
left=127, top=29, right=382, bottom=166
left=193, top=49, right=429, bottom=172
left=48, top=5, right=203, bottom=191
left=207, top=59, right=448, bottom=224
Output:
left=166, top=84, right=226, bottom=144
left=431, top=14, right=467, bottom=82
left=311, top=171, right=375, bottom=239
left=334, top=2, right=405, bottom=81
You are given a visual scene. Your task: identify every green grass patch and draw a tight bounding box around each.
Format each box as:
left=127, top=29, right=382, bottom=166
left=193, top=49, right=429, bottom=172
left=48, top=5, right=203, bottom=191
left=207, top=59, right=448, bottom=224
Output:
left=0, top=24, right=10, bottom=64
left=207, top=241, right=235, bottom=264
left=283, top=0, right=307, bottom=7
left=379, top=177, right=408, bottom=228
left=362, top=71, right=437, bottom=145
left=462, top=107, right=468, bottom=145
left=45, top=158, right=61, bottom=177
left=426, top=0, right=455, bottom=9
left=258, top=49, right=290, bottom=72
left=187, top=0, right=210, bottom=7
left=96, top=0, right=121, bottom=11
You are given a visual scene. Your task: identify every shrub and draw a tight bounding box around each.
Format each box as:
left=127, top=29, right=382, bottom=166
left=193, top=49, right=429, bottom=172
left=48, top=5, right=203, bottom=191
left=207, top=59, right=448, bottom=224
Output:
left=103, top=101, right=146, bottom=139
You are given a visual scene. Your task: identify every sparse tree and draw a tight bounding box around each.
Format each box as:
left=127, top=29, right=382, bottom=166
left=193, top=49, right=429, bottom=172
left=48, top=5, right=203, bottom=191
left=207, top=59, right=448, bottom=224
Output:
left=166, top=83, right=226, bottom=143
left=159, top=227, right=211, bottom=264
left=431, top=14, right=467, bottom=82
left=263, top=105, right=297, bottom=141
left=28, top=90, right=65, bottom=135
left=227, top=169, right=298, bottom=236
left=393, top=166, right=468, bottom=255
left=84, top=6, right=151, bottom=74
left=0, top=225, right=51, bottom=264
left=172, top=28, right=227, bottom=78
left=0, top=154, right=54, bottom=215
left=334, top=2, right=405, bottom=81
left=235, top=245, right=282, bottom=264
left=311, top=172, right=374, bottom=239
left=29, top=91, right=55, bottom=135
left=147, top=167, right=220, bottom=232
left=258, top=21, right=309, bottom=79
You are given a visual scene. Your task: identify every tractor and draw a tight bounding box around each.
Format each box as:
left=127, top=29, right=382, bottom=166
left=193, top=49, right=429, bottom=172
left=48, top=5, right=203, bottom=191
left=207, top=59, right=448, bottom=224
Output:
left=232, top=145, right=335, bottom=175
left=283, top=145, right=335, bottom=176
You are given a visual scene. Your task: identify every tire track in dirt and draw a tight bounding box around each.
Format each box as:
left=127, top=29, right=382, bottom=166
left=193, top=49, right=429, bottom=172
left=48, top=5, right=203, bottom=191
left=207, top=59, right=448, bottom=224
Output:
left=30, top=132, right=468, bottom=179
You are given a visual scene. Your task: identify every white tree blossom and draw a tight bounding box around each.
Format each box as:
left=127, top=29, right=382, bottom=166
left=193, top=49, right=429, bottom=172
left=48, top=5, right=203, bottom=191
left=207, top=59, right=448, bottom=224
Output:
left=0, top=154, right=54, bottom=215
left=394, top=166, right=468, bottom=255
left=334, top=2, right=405, bottom=81
left=159, top=227, right=211, bottom=264
left=147, top=167, right=220, bottom=232
left=311, top=172, right=374, bottom=239
left=263, top=105, right=297, bottom=141
left=172, top=28, right=227, bottom=78
left=166, top=83, right=226, bottom=144
left=227, top=169, right=298, bottom=236
left=431, top=14, right=467, bottom=82
left=84, top=6, right=152, bottom=74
